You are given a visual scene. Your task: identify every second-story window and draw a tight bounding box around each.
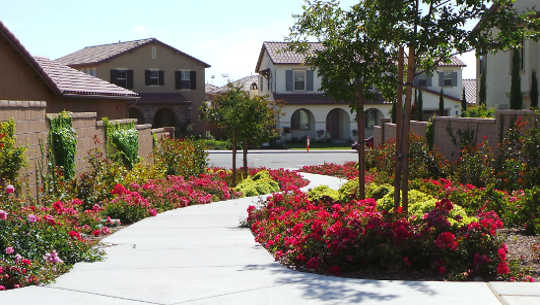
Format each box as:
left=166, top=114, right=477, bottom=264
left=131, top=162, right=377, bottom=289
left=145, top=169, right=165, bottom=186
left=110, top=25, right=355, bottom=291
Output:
left=175, top=70, right=196, bottom=90
left=294, top=70, right=305, bottom=91
left=145, top=70, right=164, bottom=86
left=439, top=71, right=458, bottom=87
left=111, top=69, right=133, bottom=89
left=414, top=73, right=432, bottom=87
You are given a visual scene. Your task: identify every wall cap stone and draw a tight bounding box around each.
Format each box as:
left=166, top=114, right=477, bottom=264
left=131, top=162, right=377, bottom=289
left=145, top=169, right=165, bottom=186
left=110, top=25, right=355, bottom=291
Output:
left=0, top=100, right=46, bottom=108
left=96, top=118, right=137, bottom=127
left=136, top=124, right=152, bottom=130
left=434, top=116, right=495, bottom=124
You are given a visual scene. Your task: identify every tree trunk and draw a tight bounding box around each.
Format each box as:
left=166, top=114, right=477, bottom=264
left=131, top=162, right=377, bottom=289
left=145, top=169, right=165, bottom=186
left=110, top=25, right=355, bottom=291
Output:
left=393, top=47, right=405, bottom=210
left=401, top=45, right=416, bottom=215
left=232, top=133, right=237, bottom=186
left=242, top=143, right=248, bottom=177
left=356, top=87, right=366, bottom=200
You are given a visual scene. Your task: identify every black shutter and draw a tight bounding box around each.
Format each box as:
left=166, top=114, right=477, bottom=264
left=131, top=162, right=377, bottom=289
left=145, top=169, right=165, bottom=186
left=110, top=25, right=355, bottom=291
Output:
left=190, top=71, right=196, bottom=90
left=438, top=72, right=445, bottom=87
left=145, top=70, right=150, bottom=85
left=306, top=70, right=314, bottom=91
left=286, top=70, right=293, bottom=91
left=451, top=72, right=458, bottom=87
left=427, top=73, right=433, bottom=87
left=110, top=69, right=118, bottom=84
left=175, top=71, right=181, bottom=89
left=127, top=70, right=134, bottom=89
left=159, top=70, right=164, bottom=86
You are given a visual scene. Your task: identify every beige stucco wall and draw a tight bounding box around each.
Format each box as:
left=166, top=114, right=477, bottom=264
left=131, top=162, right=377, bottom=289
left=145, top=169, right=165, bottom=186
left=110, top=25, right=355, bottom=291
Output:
left=86, top=42, right=207, bottom=131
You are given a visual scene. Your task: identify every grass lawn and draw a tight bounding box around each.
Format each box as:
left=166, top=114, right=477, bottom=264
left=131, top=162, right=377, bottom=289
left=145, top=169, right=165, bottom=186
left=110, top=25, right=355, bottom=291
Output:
left=286, top=142, right=353, bottom=150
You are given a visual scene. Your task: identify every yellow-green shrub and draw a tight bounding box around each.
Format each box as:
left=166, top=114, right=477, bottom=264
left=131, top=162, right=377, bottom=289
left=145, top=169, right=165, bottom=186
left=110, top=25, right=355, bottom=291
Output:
left=308, top=185, right=340, bottom=202
left=234, top=170, right=279, bottom=197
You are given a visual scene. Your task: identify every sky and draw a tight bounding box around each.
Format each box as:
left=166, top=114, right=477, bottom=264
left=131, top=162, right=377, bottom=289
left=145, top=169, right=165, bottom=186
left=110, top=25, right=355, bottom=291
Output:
left=1, top=0, right=476, bottom=87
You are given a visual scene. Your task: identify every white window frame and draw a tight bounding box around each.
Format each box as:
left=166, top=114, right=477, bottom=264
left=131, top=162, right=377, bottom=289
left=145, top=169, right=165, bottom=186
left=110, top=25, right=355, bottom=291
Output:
left=294, top=70, right=306, bottom=91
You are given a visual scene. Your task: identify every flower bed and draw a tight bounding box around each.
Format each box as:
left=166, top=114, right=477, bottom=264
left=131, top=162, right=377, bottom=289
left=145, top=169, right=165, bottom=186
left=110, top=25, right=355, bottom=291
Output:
left=247, top=189, right=535, bottom=281
left=300, top=162, right=360, bottom=180
left=0, top=167, right=307, bottom=291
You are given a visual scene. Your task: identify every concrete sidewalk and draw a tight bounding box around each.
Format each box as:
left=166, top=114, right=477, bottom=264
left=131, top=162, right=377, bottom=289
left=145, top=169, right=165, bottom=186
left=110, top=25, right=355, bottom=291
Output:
left=1, top=173, right=538, bottom=305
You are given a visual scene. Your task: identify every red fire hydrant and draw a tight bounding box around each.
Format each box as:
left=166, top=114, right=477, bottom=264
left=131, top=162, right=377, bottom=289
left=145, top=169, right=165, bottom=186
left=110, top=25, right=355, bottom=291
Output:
left=306, top=136, right=310, bottom=152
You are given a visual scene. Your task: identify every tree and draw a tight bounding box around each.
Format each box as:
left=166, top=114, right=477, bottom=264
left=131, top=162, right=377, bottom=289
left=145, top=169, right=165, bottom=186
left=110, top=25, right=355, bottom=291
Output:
left=362, top=0, right=539, bottom=214
left=416, top=90, right=424, bottom=121
left=479, top=68, right=487, bottom=106
left=200, top=86, right=278, bottom=184
left=391, top=101, right=397, bottom=123
left=461, top=87, right=467, bottom=116
left=439, top=89, right=445, bottom=116
left=289, top=1, right=396, bottom=199
left=510, top=49, right=523, bottom=109
left=532, top=71, right=539, bottom=109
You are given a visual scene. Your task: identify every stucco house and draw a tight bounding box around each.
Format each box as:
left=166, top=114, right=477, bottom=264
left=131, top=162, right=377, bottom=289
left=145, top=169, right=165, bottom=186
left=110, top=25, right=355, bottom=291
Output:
left=255, top=41, right=465, bottom=142
left=476, top=0, right=539, bottom=109
left=0, top=21, right=138, bottom=119
left=56, top=38, right=210, bottom=134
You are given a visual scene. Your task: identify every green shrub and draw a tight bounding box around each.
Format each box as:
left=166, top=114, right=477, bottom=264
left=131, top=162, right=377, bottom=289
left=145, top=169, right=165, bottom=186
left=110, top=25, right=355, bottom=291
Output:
left=452, top=141, right=495, bottom=187
left=156, top=138, right=208, bottom=178
left=104, top=119, right=139, bottom=170
left=516, top=187, right=540, bottom=235
left=308, top=185, right=340, bottom=202
left=338, top=178, right=361, bottom=201
left=0, top=119, right=26, bottom=186
left=461, top=105, right=495, bottom=118
left=48, top=112, right=77, bottom=180
left=234, top=170, right=280, bottom=196
left=366, top=183, right=393, bottom=200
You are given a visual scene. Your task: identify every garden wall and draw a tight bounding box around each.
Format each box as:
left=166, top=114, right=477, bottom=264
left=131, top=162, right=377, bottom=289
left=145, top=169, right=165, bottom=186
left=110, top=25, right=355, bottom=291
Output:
left=373, top=110, right=539, bottom=161
left=0, top=100, right=174, bottom=193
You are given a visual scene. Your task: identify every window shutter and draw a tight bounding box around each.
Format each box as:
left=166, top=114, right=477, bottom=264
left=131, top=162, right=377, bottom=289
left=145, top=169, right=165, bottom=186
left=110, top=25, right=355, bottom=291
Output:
left=127, top=70, right=134, bottom=89
left=286, top=70, right=293, bottom=91
left=190, top=71, right=196, bottom=89
left=451, top=72, right=458, bottom=87
left=306, top=70, right=314, bottom=91
left=110, top=69, right=118, bottom=84
left=175, top=71, right=181, bottom=89
left=159, top=71, right=164, bottom=86
left=145, top=70, right=150, bottom=85
left=438, top=72, right=444, bottom=87
left=427, top=73, right=433, bottom=87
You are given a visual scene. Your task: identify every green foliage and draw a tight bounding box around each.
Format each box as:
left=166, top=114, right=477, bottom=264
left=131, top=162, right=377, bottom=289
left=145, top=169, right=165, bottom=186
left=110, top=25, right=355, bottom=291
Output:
left=196, top=139, right=233, bottom=150
left=531, top=71, right=539, bottom=109
left=391, top=101, right=397, bottom=123
left=416, top=90, right=424, bottom=121
left=461, top=105, right=495, bottom=118
left=425, top=120, right=434, bottom=151
left=453, top=141, right=495, bottom=187
left=510, top=49, right=523, bottom=110
left=0, top=119, right=26, bottom=185
left=48, top=112, right=77, bottom=180
left=234, top=170, right=280, bottom=197
left=104, top=119, right=139, bottom=169
left=517, top=187, right=540, bottom=235
left=156, top=138, right=208, bottom=178
left=480, top=68, right=487, bottom=106
left=338, top=178, right=362, bottom=202
left=308, top=185, right=340, bottom=202
left=366, top=183, right=393, bottom=200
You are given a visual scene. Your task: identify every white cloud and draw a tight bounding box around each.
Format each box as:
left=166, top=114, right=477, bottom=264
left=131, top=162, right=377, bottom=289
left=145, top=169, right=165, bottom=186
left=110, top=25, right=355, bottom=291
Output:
left=133, top=25, right=150, bottom=36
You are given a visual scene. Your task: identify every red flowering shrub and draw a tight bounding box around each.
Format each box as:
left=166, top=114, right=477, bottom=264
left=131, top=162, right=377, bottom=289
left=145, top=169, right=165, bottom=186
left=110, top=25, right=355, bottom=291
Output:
left=248, top=190, right=522, bottom=280
left=300, top=162, right=360, bottom=180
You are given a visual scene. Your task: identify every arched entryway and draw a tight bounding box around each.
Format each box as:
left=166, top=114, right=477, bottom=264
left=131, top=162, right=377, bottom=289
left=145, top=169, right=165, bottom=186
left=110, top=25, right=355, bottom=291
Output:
left=290, top=108, right=315, bottom=131
left=153, top=108, right=176, bottom=128
left=326, top=108, right=350, bottom=141
left=365, top=108, right=383, bottom=137
left=128, top=107, right=145, bottom=124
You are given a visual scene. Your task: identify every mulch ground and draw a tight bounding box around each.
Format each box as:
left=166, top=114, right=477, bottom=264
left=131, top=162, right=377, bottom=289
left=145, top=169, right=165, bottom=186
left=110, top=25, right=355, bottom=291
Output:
left=499, top=228, right=540, bottom=281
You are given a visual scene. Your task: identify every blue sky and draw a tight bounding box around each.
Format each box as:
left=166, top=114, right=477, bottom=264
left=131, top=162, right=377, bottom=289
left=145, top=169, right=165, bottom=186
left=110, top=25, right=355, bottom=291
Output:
left=1, top=0, right=476, bottom=86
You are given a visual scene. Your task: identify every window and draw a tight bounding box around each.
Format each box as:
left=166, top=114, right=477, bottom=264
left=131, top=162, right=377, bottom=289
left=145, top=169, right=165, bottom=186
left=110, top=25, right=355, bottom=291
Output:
left=110, top=69, right=133, bottom=89
left=439, top=71, right=457, bottom=87
left=291, top=109, right=312, bottom=130
left=414, top=73, right=432, bottom=87
left=151, top=47, right=157, bottom=59
left=145, top=70, right=164, bottom=86
left=294, top=70, right=305, bottom=91
left=175, top=70, right=196, bottom=89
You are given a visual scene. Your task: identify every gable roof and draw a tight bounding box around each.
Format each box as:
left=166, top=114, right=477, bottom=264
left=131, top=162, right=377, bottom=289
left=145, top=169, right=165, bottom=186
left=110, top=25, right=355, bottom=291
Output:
left=35, top=57, right=138, bottom=98
left=0, top=20, right=137, bottom=99
left=463, top=79, right=477, bottom=104
left=56, top=38, right=210, bottom=68
left=213, top=75, right=259, bottom=94
left=255, top=41, right=465, bottom=72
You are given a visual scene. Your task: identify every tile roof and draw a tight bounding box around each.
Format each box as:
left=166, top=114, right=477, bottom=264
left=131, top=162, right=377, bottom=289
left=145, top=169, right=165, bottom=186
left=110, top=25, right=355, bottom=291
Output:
left=256, top=41, right=466, bottom=71
left=463, top=79, right=477, bottom=104
left=274, top=93, right=387, bottom=106
left=0, top=20, right=137, bottom=99
left=34, top=57, right=138, bottom=98
left=56, top=38, right=210, bottom=68
left=415, top=86, right=461, bottom=103
left=213, top=75, right=259, bottom=93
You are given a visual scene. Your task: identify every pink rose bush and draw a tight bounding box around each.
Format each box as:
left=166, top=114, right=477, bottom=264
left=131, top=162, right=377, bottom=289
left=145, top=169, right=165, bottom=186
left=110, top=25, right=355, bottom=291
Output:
left=247, top=188, right=527, bottom=281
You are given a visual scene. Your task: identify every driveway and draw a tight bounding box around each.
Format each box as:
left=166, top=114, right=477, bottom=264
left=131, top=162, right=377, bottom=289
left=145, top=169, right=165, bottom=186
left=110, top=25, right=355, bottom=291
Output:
left=208, top=150, right=357, bottom=169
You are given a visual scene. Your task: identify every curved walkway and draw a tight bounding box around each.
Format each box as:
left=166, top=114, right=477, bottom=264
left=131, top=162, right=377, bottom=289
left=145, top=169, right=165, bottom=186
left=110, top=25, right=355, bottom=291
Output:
left=1, top=173, right=538, bottom=305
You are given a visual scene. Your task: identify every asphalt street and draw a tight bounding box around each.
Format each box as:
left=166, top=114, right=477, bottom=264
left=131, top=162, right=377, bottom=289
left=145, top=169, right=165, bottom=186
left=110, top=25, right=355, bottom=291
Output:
left=208, top=150, right=357, bottom=169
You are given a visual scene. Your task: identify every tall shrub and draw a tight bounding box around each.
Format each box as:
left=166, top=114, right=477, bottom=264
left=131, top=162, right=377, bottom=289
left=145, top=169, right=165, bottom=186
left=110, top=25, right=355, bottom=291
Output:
left=479, top=68, right=487, bottom=106
left=416, top=90, right=424, bottom=121
left=510, top=49, right=523, bottom=110
left=461, top=87, right=467, bottom=116
left=531, top=71, right=538, bottom=109
left=104, top=119, right=139, bottom=170
left=48, top=111, right=77, bottom=180
left=156, top=138, right=208, bottom=178
left=438, top=89, right=445, bottom=116
left=0, top=119, right=26, bottom=185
